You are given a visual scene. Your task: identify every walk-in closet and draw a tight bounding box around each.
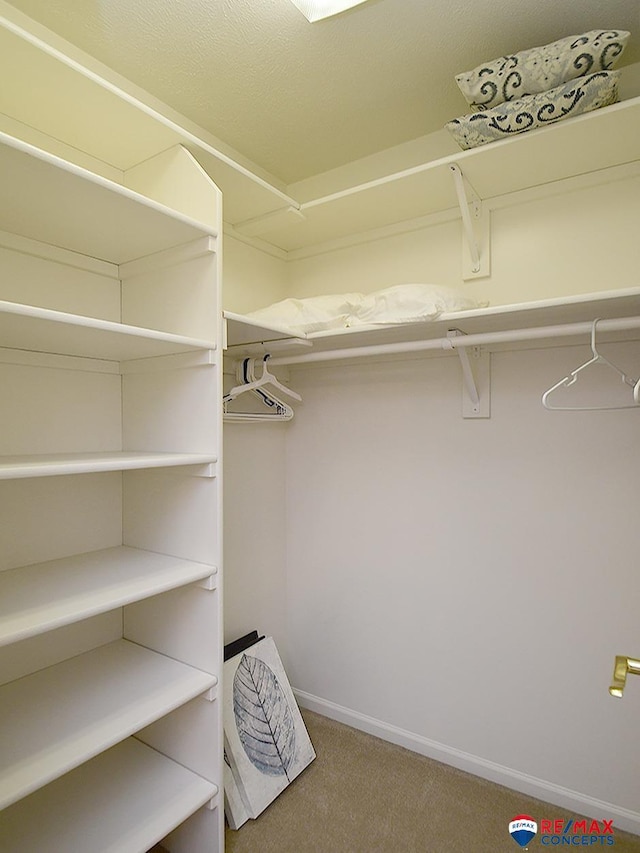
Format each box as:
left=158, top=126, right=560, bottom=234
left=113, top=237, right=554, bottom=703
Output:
left=0, top=1, right=639, bottom=851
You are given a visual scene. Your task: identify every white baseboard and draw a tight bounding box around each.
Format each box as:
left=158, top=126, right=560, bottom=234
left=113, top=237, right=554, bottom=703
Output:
left=294, top=688, right=640, bottom=837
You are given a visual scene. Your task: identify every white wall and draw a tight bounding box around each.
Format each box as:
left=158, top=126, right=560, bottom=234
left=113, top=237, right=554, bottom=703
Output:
left=222, top=166, right=640, bottom=825
left=223, top=424, right=289, bottom=659
left=223, top=233, right=288, bottom=313
left=284, top=343, right=640, bottom=822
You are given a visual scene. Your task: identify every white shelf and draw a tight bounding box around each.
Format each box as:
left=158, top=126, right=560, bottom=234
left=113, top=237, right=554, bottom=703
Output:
left=0, top=300, right=217, bottom=362
left=224, top=309, right=308, bottom=349
left=0, top=131, right=216, bottom=264
left=250, top=97, right=640, bottom=252
left=0, top=738, right=217, bottom=853
left=0, top=546, right=217, bottom=647
left=225, top=287, right=640, bottom=359
left=0, top=78, right=224, bottom=850
left=0, top=450, right=217, bottom=480
left=0, top=639, right=217, bottom=810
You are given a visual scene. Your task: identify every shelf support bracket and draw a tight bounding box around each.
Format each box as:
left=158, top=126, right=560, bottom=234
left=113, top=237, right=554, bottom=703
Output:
left=203, top=679, right=218, bottom=702
left=445, top=330, right=491, bottom=418
left=449, top=163, right=490, bottom=280
left=198, top=569, right=218, bottom=590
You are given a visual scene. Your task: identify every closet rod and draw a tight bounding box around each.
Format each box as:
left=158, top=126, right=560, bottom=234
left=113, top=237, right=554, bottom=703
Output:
left=270, top=315, right=640, bottom=366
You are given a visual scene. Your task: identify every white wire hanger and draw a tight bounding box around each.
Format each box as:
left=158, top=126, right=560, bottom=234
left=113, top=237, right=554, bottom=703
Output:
left=223, top=355, right=301, bottom=422
left=542, top=318, right=639, bottom=411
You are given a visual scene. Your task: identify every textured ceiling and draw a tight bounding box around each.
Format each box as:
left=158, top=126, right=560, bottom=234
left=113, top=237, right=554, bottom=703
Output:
left=5, top=0, right=640, bottom=183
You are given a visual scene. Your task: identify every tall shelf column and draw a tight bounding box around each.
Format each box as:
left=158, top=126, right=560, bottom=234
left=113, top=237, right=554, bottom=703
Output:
left=0, top=135, right=224, bottom=853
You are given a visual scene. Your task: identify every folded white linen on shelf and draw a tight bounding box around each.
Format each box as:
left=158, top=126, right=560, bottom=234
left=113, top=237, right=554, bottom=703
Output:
left=244, top=284, right=485, bottom=335
left=245, top=292, right=364, bottom=334
left=355, top=284, right=483, bottom=325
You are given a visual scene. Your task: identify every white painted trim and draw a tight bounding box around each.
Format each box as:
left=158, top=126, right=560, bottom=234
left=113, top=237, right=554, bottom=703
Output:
left=294, top=689, right=640, bottom=836
left=0, top=229, right=119, bottom=279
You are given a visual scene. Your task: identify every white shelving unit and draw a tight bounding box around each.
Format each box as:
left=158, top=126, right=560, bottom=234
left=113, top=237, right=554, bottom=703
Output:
left=0, top=639, right=217, bottom=808
left=0, top=739, right=218, bottom=853
left=0, top=299, right=217, bottom=360
left=0, top=546, right=216, bottom=646
left=0, top=131, right=224, bottom=852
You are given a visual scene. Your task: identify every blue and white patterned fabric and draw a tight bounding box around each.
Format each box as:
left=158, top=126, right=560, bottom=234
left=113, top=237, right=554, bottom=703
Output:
left=446, top=70, right=621, bottom=150
left=455, top=30, right=629, bottom=113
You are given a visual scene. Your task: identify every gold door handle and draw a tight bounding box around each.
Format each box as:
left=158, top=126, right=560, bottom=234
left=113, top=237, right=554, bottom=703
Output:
left=609, top=656, right=640, bottom=697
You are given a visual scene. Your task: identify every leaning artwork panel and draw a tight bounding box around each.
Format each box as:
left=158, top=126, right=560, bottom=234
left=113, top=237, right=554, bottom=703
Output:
left=223, top=636, right=316, bottom=822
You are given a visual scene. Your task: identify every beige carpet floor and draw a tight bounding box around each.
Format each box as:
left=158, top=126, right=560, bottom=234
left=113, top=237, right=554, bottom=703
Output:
left=225, top=709, right=640, bottom=853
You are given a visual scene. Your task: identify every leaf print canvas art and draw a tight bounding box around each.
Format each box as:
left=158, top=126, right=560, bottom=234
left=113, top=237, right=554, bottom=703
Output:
left=223, top=636, right=316, bottom=822
left=234, top=652, right=298, bottom=779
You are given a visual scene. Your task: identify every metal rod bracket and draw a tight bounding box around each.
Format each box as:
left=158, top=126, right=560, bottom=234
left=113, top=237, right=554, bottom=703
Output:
left=446, top=330, right=491, bottom=418
left=449, top=163, right=491, bottom=280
